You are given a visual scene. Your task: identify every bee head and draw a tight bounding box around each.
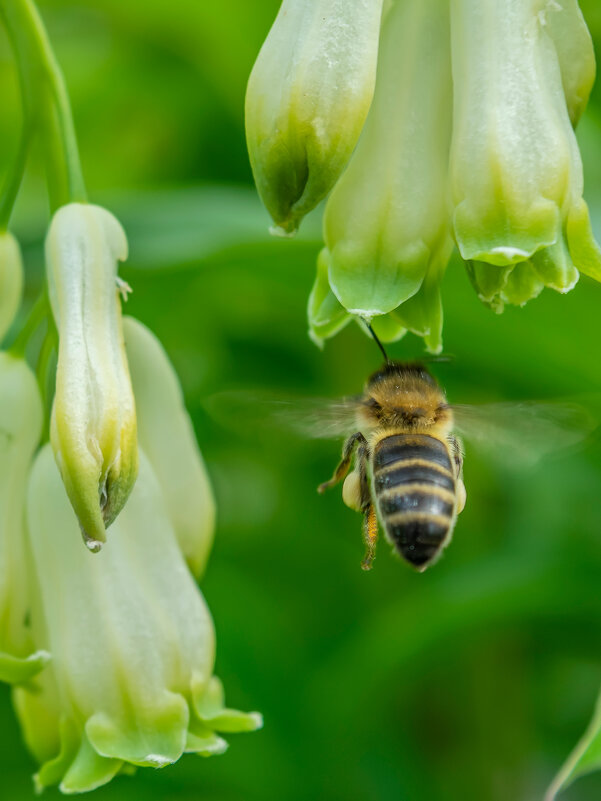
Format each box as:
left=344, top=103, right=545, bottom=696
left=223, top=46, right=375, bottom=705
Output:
left=359, top=361, right=451, bottom=431
left=366, top=361, right=436, bottom=388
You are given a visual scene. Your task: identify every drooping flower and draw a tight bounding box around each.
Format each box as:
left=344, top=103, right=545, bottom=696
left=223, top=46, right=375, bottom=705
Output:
left=0, top=231, right=24, bottom=344
left=312, top=0, right=453, bottom=352
left=46, top=202, right=138, bottom=551
left=245, top=0, right=385, bottom=235
left=249, top=0, right=601, bottom=350
left=14, top=445, right=261, bottom=794
left=450, top=0, right=601, bottom=312
left=0, top=352, right=49, bottom=683
left=123, top=316, right=216, bottom=578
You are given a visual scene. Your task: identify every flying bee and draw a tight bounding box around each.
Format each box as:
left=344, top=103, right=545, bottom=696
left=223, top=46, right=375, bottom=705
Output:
left=308, top=333, right=596, bottom=572
left=318, top=359, right=465, bottom=572
left=206, top=336, right=596, bottom=573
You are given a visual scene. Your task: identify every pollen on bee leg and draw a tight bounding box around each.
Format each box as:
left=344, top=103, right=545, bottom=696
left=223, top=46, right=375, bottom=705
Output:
left=342, top=470, right=362, bottom=511
left=456, top=479, right=467, bottom=515
left=361, top=504, right=378, bottom=571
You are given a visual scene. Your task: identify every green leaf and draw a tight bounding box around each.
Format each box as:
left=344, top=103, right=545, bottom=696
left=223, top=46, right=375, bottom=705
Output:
left=547, top=688, right=601, bottom=800
left=111, top=185, right=323, bottom=270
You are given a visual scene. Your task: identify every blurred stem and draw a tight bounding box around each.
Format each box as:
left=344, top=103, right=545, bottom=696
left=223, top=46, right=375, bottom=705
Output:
left=0, top=120, right=31, bottom=230
left=36, top=315, right=57, bottom=442
left=0, top=0, right=87, bottom=213
left=9, top=292, right=49, bottom=358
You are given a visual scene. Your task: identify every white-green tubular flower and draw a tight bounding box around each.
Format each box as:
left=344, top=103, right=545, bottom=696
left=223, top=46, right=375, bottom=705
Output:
left=0, top=231, right=24, bottom=344
left=308, top=247, right=447, bottom=353
left=308, top=249, right=353, bottom=346
left=544, top=0, right=595, bottom=127
left=46, top=203, right=138, bottom=552
left=450, top=0, right=601, bottom=311
left=123, top=316, right=216, bottom=579
left=245, top=0, right=384, bottom=235
left=15, top=446, right=261, bottom=794
left=316, top=0, right=453, bottom=353
left=0, top=353, right=49, bottom=683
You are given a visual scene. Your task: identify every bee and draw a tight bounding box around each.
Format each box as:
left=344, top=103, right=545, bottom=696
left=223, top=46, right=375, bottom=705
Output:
left=318, top=359, right=465, bottom=572
left=312, top=330, right=595, bottom=573
left=206, top=332, right=595, bottom=573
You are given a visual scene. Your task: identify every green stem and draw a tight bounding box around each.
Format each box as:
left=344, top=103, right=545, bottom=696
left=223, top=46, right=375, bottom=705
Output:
left=36, top=314, right=57, bottom=442
left=0, top=0, right=87, bottom=212
left=9, top=292, right=49, bottom=358
left=0, top=118, right=31, bottom=230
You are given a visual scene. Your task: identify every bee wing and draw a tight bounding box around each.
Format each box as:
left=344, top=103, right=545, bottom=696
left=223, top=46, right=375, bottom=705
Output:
left=203, top=390, right=361, bottom=440
left=269, top=395, right=362, bottom=439
left=451, top=399, right=597, bottom=467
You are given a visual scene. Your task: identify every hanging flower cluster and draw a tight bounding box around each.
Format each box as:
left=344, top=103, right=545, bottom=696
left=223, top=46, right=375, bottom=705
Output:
left=246, top=0, right=601, bottom=352
left=0, top=0, right=260, bottom=793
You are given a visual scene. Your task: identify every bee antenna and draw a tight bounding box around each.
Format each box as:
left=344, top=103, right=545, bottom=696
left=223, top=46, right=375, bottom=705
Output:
left=365, top=322, right=390, bottom=364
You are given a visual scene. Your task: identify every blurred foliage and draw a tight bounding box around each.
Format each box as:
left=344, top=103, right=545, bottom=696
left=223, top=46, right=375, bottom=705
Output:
left=2, top=1, right=601, bottom=800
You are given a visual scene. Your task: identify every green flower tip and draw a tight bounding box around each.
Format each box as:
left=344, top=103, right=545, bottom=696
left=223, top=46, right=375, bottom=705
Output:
left=250, top=0, right=601, bottom=352
left=0, top=649, right=51, bottom=685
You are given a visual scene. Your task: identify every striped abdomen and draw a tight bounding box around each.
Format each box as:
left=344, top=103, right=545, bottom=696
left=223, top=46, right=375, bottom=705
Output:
left=372, top=434, right=457, bottom=571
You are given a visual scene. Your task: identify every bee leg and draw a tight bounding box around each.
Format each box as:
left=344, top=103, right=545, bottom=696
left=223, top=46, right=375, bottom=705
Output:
left=448, top=435, right=464, bottom=478
left=355, top=442, right=377, bottom=571
left=318, top=432, right=366, bottom=493
left=448, top=435, right=467, bottom=515
left=456, top=479, right=467, bottom=515
left=361, top=503, right=379, bottom=571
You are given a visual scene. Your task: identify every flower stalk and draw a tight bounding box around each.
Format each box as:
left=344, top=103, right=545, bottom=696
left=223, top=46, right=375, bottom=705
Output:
left=0, top=0, right=86, bottom=211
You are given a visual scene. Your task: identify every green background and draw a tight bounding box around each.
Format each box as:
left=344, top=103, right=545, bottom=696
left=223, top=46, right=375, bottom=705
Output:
left=2, top=2, right=601, bottom=799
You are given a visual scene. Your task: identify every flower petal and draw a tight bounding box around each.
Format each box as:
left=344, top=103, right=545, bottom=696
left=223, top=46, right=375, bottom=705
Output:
left=323, top=0, right=453, bottom=318
left=123, top=316, right=216, bottom=578
left=0, top=353, right=44, bottom=681
left=450, top=0, right=572, bottom=264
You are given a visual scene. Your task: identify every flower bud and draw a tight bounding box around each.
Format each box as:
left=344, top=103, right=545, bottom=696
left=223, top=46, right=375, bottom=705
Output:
left=0, top=352, right=49, bottom=683
left=319, top=0, right=453, bottom=351
left=450, top=0, right=601, bottom=302
left=15, top=446, right=261, bottom=794
left=123, top=316, right=216, bottom=578
left=0, top=231, right=24, bottom=344
left=245, top=0, right=384, bottom=235
left=45, top=203, right=138, bottom=551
